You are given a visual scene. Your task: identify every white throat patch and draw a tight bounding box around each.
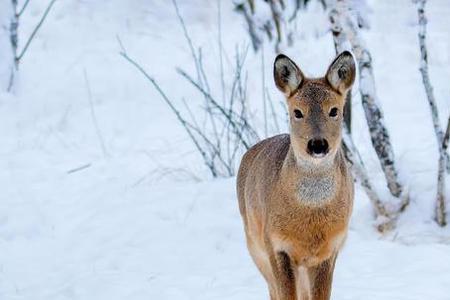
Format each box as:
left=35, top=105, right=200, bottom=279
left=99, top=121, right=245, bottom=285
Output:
left=298, top=174, right=336, bottom=204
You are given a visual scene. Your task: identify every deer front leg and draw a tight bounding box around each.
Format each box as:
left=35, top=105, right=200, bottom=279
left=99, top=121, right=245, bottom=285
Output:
left=267, top=247, right=297, bottom=300
left=307, top=254, right=338, bottom=300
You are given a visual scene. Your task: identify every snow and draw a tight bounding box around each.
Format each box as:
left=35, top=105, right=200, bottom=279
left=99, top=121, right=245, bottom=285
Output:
left=0, top=0, right=449, bottom=299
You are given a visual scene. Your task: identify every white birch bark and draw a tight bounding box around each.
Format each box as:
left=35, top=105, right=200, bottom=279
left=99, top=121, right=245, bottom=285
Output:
left=416, top=0, right=447, bottom=226
left=436, top=150, right=447, bottom=226
left=441, top=116, right=450, bottom=225
left=444, top=116, right=450, bottom=152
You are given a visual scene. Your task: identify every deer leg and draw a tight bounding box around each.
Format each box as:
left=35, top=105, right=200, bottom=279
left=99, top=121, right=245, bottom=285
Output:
left=307, top=253, right=338, bottom=300
left=267, top=248, right=297, bottom=300
left=246, top=235, right=277, bottom=299
left=295, top=265, right=311, bottom=300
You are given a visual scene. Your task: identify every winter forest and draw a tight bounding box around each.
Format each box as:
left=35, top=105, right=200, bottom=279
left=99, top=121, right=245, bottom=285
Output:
left=0, top=0, right=449, bottom=299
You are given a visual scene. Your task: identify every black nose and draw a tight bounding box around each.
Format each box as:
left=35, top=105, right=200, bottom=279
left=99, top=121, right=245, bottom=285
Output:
left=307, top=139, right=329, bottom=156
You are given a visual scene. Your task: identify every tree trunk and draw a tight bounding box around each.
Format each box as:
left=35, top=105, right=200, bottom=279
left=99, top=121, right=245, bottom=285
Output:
left=436, top=150, right=447, bottom=226
left=416, top=0, right=448, bottom=226
left=440, top=116, right=450, bottom=225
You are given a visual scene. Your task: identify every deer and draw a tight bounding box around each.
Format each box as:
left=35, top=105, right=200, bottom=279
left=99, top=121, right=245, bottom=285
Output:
left=237, top=51, right=355, bottom=300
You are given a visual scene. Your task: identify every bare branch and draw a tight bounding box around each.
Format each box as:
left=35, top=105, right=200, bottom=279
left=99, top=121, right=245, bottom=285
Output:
left=171, top=0, right=203, bottom=86
left=266, top=87, right=281, bottom=133
left=234, top=2, right=262, bottom=51
left=176, top=68, right=252, bottom=149
left=10, top=0, right=18, bottom=62
left=217, top=0, right=226, bottom=105
left=17, top=0, right=31, bottom=17
left=67, top=163, right=92, bottom=174
left=119, top=48, right=218, bottom=177
left=6, top=0, right=18, bottom=91
left=268, top=0, right=283, bottom=51
left=261, top=45, right=268, bottom=137
left=119, top=15, right=259, bottom=178
left=197, top=49, right=220, bottom=143
left=16, top=0, right=58, bottom=63
left=83, top=69, right=108, bottom=157
left=170, top=2, right=223, bottom=155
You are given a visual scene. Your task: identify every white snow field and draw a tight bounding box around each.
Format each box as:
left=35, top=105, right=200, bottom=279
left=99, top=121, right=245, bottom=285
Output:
left=0, top=0, right=450, bottom=299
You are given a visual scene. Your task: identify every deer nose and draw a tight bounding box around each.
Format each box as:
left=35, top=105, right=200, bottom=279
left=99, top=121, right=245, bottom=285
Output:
left=307, top=138, right=329, bottom=157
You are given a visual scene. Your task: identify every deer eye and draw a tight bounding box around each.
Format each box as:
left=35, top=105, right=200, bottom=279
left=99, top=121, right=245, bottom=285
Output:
left=329, top=107, right=338, bottom=118
left=293, top=109, right=303, bottom=119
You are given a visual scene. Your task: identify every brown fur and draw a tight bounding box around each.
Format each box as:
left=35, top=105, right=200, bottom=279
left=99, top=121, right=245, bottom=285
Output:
left=237, top=52, right=355, bottom=300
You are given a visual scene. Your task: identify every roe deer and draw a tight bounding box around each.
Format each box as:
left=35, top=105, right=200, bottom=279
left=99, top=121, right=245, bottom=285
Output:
left=237, top=51, right=355, bottom=300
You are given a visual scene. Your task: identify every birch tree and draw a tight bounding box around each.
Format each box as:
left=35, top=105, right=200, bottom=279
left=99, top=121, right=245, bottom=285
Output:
left=416, top=0, right=448, bottom=226
left=326, top=3, right=392, bottom=230
left=320, top=0, right=412, bottom=231
left=328, top=1, right=403, bottom=198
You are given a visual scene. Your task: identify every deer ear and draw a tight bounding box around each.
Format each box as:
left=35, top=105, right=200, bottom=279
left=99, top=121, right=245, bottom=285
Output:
left=326, top=51, right=356, bottom=94
left=274, top=54, right=303, bottom=96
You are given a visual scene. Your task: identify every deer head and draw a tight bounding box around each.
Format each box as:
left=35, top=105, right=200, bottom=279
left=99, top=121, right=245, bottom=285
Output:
left=274, top=51, right=356, bottom=163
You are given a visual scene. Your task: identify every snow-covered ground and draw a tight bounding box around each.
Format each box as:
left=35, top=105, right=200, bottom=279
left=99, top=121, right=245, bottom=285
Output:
left=0, top=0, right=450, bottom=299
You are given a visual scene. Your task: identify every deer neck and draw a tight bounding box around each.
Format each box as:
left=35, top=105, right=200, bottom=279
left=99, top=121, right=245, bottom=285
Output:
left=283, top=146, right=341, bottom=205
